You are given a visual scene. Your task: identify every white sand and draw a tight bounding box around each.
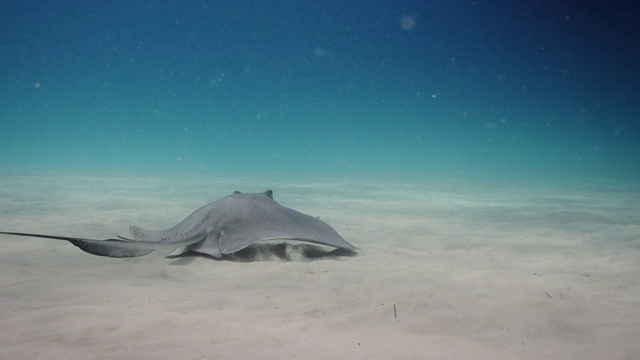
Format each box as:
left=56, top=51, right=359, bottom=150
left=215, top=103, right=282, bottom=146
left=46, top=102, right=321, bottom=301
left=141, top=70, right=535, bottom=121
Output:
left=0, top=173, right=639, bottom=359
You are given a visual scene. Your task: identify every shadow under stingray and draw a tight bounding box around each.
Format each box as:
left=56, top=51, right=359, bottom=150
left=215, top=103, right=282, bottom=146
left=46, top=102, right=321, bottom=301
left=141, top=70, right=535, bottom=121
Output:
left=167, top=242, right=357, bottom=265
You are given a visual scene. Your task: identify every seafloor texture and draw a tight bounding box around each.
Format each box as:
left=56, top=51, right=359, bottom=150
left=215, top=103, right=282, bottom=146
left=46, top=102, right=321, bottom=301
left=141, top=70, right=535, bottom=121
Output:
left=0, top=173, right=638, bottom=359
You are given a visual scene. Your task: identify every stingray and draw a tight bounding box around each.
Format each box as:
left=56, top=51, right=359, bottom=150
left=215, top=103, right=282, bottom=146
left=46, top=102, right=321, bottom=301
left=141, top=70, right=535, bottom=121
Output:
left=0, top=190, right=357, bottom=259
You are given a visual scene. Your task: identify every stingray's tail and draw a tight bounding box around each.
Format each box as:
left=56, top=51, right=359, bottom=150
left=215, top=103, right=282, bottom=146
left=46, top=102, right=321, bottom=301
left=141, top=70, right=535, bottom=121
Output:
left=128, top=226, right=201, bottom=258
left=0, top=231, right=156, bottom=258
left=129, top=226, right=162, bottom=241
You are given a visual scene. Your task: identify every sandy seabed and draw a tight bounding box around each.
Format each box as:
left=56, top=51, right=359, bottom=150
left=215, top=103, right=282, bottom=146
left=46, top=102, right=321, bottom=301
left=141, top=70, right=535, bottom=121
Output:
left=0, top=172, right=638, bottom=360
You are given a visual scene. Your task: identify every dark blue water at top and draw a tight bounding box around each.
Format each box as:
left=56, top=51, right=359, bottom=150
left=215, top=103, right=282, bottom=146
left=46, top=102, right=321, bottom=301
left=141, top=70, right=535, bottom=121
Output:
left=1, top=1, right=639, bottom=179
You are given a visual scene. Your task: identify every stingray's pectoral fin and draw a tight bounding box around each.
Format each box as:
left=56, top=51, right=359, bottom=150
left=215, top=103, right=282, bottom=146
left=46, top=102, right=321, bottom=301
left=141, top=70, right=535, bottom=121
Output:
left=186, top=232, right=223, bottom=259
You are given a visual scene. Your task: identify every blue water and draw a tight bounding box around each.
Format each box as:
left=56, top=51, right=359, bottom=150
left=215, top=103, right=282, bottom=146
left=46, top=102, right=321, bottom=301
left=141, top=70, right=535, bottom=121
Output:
left=1, top=1, right=639, bottom=179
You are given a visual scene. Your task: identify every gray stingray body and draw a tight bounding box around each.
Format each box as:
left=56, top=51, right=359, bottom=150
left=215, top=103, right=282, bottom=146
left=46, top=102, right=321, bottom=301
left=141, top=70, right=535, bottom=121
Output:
left=0, top=190, right=357, bottom=259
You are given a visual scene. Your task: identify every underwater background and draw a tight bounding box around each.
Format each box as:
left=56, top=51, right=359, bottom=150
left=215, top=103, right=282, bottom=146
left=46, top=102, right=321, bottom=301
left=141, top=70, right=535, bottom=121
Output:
left=1, top=0, right=639, bottom=179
